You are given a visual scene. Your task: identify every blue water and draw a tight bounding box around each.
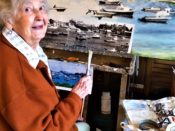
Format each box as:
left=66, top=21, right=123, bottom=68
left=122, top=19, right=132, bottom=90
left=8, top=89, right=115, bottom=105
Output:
left=117, top=0, right=175, bottom=60
left=52, top=71, right=84, bottom=88
left=49, top=0, right=175, bottom=60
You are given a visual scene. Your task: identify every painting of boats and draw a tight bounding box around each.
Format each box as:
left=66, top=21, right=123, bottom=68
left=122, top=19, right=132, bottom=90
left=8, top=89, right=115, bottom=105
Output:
left=42, top=0, right=175, bottom=61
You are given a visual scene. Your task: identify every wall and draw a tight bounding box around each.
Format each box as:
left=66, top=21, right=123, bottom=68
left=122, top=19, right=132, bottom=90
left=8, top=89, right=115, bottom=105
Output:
left=133, top=57, right=175, bottom=99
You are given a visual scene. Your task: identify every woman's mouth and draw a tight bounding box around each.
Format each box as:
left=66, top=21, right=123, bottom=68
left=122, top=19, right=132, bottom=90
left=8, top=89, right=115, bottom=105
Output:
left=32, top=25, right=44, bottom=30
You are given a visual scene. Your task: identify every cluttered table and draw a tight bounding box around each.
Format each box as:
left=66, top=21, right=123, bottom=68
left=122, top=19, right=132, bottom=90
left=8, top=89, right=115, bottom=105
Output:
left=121, top=97, right=175, bottom=131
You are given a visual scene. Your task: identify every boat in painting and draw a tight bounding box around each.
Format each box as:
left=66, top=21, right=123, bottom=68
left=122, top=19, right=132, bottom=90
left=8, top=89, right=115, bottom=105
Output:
left=158, top=0, right=175, bottom=4
left=139, top=16, right=171, bottom=23
left=52, top=5, right=67, bottom=12
left=92, top=33, right=101, bottom=39
left=101, top=4, right=134, bottom=17
left=142, top=7, right=175, bottom=14
left=86, top=9, right=114, bottom=19
left=139, top=9, right=171, bottom=23
left=104, top=36, right=118, bottom=43
left=142, top=7, right=164, bottom=13
left=76, top=34, right=88, bottom=41
left=99, top=0, right=121, bottom=5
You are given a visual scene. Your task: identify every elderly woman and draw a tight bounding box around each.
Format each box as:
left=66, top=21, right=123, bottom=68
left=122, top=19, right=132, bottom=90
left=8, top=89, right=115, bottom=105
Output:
left=0, top=0, right=92, bottom=131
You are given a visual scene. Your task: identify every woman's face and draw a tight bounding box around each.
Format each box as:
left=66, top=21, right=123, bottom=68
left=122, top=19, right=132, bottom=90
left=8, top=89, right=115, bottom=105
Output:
left=11, top=0, right=48, bottom=48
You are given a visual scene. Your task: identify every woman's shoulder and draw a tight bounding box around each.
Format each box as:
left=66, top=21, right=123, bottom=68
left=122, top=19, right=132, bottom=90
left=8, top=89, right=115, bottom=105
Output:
left=0, top=33, right=16, bottom=52
left=0, top=34, right=26, bottom=68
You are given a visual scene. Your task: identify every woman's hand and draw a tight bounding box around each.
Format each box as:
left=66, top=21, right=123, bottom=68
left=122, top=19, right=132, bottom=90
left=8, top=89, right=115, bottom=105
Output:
left=71, top=76, right=92, bottom=99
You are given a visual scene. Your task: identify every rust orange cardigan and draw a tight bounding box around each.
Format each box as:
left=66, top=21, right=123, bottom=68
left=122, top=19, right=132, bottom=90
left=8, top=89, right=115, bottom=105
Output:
left=0, top=34, right=82, bottom=131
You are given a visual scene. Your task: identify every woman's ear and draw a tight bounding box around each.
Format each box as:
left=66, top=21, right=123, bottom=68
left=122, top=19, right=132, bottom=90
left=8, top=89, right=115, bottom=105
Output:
left=4, top=17, right=13, bottom=30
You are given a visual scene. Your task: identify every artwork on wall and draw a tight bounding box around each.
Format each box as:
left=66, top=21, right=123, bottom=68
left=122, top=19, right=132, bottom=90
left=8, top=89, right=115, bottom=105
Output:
left=48, top=59, right=93, bottom=94
left=45, top=0, right=175, bottom=60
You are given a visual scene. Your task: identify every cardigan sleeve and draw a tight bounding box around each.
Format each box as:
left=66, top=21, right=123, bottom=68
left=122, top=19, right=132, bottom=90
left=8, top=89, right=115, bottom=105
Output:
left=1, top=78, right=82, bottom=131
left=0, top=56, right=82, bottom=131
left=1, top=94, right=82, bottom=131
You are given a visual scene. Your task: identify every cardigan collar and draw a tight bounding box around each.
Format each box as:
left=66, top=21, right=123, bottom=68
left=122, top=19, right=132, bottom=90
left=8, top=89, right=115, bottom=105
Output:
left=2, top=27, right=49, bottom=69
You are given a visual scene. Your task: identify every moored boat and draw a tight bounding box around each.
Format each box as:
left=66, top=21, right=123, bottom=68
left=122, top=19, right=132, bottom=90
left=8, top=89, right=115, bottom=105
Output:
left=100, top=4, right=134, bottom=17
left=142, top=7, right=163, bottom=13
left=86, top=9, right=114, bottom=17
left=101, top=7, right=134, bottom=17
left=142, top=7, right=173, bottom=15
left=139, top=9, right=171, bottom=23
left=76, top=33, right=88, bottom=41
left=92, top=33, right=101, bottom=39
left=86, top=9, right=114, bottom=19
left=52, top=5, right=67, bottom=12
left=99, top=0, right=121, bottom=5
left=139, top=16, right=171, bottom=23
left=158, top=0, right=175, bottom=4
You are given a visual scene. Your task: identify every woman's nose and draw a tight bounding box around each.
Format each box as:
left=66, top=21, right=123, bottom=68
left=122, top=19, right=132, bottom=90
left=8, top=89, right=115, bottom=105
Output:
left=35, top=10, right=43, bottom=21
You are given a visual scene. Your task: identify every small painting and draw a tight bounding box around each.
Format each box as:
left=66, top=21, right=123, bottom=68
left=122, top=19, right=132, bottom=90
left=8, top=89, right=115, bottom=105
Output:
left=48, top=59, right=93, bottom=94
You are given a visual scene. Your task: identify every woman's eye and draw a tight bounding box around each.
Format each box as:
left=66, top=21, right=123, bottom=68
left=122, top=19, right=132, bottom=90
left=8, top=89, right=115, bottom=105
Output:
left=24, top=7, right=33, bottom=13
left=39, top=5, right=46, bottom=11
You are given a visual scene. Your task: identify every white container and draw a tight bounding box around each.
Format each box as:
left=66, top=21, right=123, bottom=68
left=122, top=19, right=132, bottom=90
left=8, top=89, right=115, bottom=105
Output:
left=101, top=92, right=111, bottom=114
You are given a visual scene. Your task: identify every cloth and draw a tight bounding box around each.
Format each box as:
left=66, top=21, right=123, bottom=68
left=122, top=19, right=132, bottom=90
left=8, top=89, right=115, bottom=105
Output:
left=0, top=33, right=82, bottom=131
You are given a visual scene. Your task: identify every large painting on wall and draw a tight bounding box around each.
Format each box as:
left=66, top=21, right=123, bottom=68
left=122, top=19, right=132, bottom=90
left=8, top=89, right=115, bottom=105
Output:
left=46, top=0, right=175, bottom=60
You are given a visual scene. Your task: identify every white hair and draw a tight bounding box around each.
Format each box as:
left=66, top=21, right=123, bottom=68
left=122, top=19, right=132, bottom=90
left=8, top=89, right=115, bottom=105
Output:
left=0, top=0, right=49, bottom=25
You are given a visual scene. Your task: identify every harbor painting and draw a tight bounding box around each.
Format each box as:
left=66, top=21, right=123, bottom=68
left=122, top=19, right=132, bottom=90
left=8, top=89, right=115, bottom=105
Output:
left=43, top=0, right=135, bottom=58
left=45, top=0, right=175, bottom=60
left=48, top=59, right=93, bottom=94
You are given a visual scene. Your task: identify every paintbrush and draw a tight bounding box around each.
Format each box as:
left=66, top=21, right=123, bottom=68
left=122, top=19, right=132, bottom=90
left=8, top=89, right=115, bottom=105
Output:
left=79, top=50, right=93, bottom=121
